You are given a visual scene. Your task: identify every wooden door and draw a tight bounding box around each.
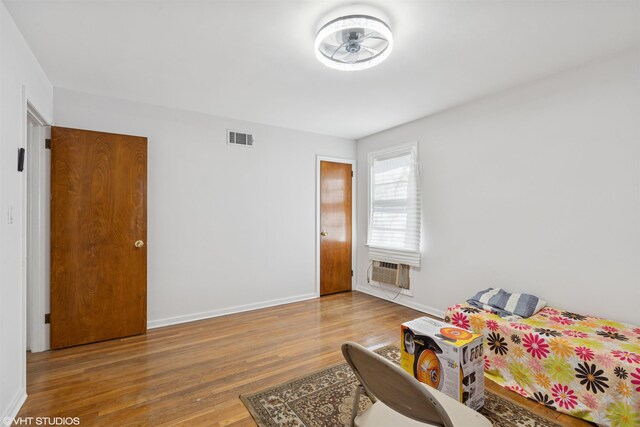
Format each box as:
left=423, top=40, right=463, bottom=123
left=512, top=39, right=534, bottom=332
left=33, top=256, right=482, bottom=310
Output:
left=320, top=161, right=352, bottom=295
left=50, top=126, right=147, bottom=349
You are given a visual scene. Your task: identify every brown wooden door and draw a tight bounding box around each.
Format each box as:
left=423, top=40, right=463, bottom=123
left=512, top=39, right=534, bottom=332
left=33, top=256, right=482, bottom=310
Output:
left=50, top=126, right=147, bottom=349
left=320, top=161, right=352, bottom=295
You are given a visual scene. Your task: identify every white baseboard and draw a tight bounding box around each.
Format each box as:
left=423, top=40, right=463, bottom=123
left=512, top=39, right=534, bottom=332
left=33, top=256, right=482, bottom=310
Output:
left=2, top=387, right=27, bottom=425
left=355, top=284, right=445, bottom=319
left=147, top=293, right=318, bottom=329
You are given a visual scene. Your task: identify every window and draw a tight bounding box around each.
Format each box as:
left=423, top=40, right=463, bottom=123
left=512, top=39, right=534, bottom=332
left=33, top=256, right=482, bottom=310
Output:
left=367, top=142, right=421, bottom=267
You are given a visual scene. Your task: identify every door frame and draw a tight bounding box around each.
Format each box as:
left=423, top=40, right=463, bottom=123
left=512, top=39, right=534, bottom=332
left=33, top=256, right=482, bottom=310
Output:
left=315, top=156, right=356, bottom=297
left=23, top=99, right=51, bottom=353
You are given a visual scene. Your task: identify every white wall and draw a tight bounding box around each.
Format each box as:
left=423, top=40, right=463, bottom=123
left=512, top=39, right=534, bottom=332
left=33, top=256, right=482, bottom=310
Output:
left=356, top=49, right=640, bottom=325
left=53, top=88, right=355, bottom=328
left=0, top=1, right=53, bottom=422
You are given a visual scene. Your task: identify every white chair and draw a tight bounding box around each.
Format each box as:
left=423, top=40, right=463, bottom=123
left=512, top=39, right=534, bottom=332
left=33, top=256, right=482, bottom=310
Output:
left=342, top=342, right=493, bottom=427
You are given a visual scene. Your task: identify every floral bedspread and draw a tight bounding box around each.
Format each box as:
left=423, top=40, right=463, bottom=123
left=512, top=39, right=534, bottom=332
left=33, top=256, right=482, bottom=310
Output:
left=445, top=303, right=640, bottom=426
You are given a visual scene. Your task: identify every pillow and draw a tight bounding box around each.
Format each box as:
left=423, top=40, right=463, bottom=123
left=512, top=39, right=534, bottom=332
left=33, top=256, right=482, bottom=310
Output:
left=467, top=288, right=546, bottom=318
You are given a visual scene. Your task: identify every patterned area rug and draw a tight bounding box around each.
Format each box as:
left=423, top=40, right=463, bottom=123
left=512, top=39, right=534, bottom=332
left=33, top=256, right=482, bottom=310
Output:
left=240, top=345, right=562, bottom=427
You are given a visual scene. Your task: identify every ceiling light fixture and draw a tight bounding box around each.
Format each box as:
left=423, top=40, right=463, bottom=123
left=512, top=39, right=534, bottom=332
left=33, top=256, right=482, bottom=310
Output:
left=314, top=14, right=393, bottom=71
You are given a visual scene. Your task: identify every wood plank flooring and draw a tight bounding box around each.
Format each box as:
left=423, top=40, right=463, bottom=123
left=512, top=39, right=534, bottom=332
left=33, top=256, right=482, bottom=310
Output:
left=18, top=292, right=590, bottom=426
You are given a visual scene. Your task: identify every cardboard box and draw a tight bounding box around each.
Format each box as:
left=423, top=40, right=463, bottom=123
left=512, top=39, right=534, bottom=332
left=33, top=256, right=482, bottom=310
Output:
left=400, top=317, right=485, bottom=410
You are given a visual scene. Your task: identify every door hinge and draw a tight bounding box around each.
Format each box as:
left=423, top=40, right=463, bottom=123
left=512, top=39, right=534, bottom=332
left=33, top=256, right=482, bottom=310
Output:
left=45, top=139, right=51, bottom=149
left=351, top=171, right=353, bottom=177
left=351, top=270, right=353, bottom=277
left=44, top=313, right=50, bottom=324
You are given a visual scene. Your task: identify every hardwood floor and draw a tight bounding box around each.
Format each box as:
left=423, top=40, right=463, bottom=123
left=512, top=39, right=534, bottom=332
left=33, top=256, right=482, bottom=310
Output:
left=18, top=292, right=590, bottom=426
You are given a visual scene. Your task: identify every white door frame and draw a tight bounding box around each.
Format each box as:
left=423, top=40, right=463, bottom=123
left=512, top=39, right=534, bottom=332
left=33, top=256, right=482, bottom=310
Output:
left=315, top=156, right=356, bottom=297
left=24, top=98, right=51, bottom=353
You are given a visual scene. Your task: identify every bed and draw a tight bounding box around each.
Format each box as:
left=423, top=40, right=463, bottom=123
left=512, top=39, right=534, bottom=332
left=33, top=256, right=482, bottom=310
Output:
left=445, top=303, right=640, bottom=426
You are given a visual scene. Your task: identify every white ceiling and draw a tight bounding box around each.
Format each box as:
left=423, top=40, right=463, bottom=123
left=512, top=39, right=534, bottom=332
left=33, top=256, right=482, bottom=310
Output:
left=4, top=0, right=639, bottom=139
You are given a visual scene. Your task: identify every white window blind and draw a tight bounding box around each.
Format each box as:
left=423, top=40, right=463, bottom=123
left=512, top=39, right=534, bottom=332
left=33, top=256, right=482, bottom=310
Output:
left=367, top=142, right=421, bottom=267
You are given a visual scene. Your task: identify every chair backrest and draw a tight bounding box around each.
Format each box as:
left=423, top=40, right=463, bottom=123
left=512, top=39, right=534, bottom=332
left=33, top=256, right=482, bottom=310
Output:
left=342, top=342, right=454, bottom=427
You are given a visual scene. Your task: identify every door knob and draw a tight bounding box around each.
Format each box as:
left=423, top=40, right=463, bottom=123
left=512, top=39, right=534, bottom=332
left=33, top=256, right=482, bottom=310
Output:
left=320, top=230, right=328, bottom=236
left=134, top=240, right=145, bottom=248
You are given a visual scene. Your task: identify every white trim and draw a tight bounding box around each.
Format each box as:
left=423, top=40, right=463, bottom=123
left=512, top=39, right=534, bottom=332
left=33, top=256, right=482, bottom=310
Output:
left=26, top=101, right=51, bottom=127
left=355, top=285, right=445, bottom=319
left=2, top=387, right=27, bottom=424
left=147, top=293, right=317, bottom=329
left=20, top=88, right=28, bottom=392
left=366, top=140, right=421, bottom=266
left=366, top=141, right=418, bottom=161
left=25, top=110, right=49, bottom=353
left=24, top=95, right=51, bottom=354
left=315, top=155, right=356, bottom=297
left=13, top=89, right=53, bottom=422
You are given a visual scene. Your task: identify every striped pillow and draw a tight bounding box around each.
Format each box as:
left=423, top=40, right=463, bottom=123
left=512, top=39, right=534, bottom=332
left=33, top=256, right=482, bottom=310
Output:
left=467, top=288, right=546, bottom=318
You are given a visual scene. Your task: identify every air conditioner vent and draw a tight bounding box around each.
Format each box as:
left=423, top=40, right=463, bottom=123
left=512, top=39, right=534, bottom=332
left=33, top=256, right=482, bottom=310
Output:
left=371, top=261, right=410, bottom=289
left=227, top=130, right=254, bottom=147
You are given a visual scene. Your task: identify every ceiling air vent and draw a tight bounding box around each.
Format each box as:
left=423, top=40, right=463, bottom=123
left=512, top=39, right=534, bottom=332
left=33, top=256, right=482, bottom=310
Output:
left=227, top=130, right=254, bottom=147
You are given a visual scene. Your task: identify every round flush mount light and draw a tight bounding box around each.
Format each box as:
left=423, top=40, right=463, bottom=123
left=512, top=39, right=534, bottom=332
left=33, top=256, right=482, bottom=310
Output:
left=314, top=14, right=393, bottom=71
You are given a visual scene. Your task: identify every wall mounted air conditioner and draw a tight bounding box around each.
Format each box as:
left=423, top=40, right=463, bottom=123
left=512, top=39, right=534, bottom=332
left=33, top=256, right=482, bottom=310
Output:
left=371, top=261, right=410, bottom=288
